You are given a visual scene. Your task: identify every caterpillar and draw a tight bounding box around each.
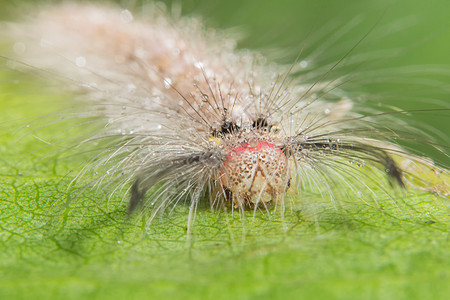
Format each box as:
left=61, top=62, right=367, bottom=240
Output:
left=1, top=1, right=448, bottom=231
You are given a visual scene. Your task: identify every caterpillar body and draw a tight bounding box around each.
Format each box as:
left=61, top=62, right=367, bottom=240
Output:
left=1, top=2, right=448, bottom=230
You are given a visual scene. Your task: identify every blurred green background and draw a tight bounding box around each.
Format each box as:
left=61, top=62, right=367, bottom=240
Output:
left=167, top=0, right=450, bottom=165
left=2, top=0, right=448, bottom=163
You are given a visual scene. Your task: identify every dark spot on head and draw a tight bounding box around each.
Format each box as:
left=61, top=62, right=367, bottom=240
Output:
left=212, top=121, right=240, bottom=137
left=252, top=117, right=270, bottom=130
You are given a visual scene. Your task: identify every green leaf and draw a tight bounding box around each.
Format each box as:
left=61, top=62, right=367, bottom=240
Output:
left=1, top=0, right=450, bottom=299
left=1, top=70, right=449, bottom=300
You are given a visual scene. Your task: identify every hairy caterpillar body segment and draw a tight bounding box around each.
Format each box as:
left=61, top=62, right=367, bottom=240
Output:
left=1, top=2, right=448, bottom=229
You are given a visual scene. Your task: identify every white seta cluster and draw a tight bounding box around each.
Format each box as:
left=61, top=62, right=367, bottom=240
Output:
left=1, top=3, right=448, bottom=229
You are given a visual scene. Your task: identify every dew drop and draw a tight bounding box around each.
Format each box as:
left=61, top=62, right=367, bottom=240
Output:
left=127, top=83, right=136, bottom=92
left=75, top=56, right=86, bottom=67
left=120, top=9, right=134, bottom=23
left=163, top=77, right=172, bottom=88
left=194, top=62, right=204, bottom=69
left=249, top=138, right=258, bottom=147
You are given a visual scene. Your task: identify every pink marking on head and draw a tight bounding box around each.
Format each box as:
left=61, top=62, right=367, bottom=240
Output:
left=227, top=142, right=281, bottom=158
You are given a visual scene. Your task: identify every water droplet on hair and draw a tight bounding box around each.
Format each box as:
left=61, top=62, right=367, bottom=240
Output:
left=75, top=56, right=86, bottom=67
left=163, top=77, right=172, bottom=88
left=120, top=9, right=134, bottom=23
left=127, top=83, right=136, bottom=92
left=194, top=62, right=204, bottom=69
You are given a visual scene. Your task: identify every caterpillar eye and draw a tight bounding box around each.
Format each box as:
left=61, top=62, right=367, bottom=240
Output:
left=252, top=117, right=269, bottom=129
left=252, top=117, right=278, bottom=133
left=212, top=121, right=240, bottom=137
